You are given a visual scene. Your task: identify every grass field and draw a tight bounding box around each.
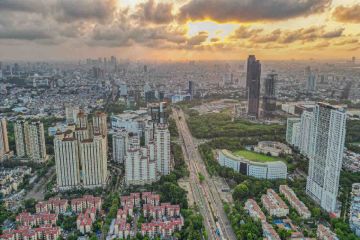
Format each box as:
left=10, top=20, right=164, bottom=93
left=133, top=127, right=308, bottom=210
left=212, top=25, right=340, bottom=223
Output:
left=233, top=150, right=283, bottom=163
left=186, top=112, right=285, bottom=139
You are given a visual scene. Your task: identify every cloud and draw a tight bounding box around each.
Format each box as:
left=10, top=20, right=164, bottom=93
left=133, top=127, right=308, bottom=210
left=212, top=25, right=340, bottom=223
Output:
left=0, top=0, right=48, bottom=13
left=230, top=26, right=263, bottom=39
left=246, top=26, right=344, bottom=44
left=333, top=4, right=360, bottom=23
left=55, top=0, right=117, bottom=23
left=248, top=29, right=282, bottom=43
left=89, top=17, right=187, bottom=48
left=179, top=0, right=331, bottom=23
left=334, top=39, right=358, bottom=46
left=0, top=29, right=52, bottom=40
left=134, top=0, right=174, bottom=24
left=187, top=31, right=208, bottom=46
left=210, top=37, right=220, bottom=42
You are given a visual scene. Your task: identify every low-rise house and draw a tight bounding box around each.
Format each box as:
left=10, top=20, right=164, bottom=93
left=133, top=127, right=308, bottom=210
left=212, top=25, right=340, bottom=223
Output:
left=349, top=183, right=360, bottom=237
left=0, top=167, right=32, bottom=197
left=117, top=205, right=134, bottom=219
left=120, top=193, right=141, bottom=208
left=141, top=218, right=184, bottom=238
left=114, top=219, right=132, bottom=239
left=76, top=208, right=96, bottom=234
left=0, top=225, right=61, bottom=240
left=71, top=195, right=102, bottom=212
left=262, top=222, right=281, bottom=240
left=16, top=212, right=57, bottom=227
left=142, top=192, right=160, bottom=206
left=279, top=185, right=311, bottom=219
left=36, top=197, right=68, bottom=214
left=261, top=189, right=289, bottom=217
left=143, top=203, right=181, bottom=219
left=317, top=224, right=338, bottom=240
left=244, top=199, right=266, bottom=222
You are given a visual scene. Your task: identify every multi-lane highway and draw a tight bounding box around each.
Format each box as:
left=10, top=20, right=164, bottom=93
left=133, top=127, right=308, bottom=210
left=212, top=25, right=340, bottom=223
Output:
left=173, top=108, right=236, bottom=240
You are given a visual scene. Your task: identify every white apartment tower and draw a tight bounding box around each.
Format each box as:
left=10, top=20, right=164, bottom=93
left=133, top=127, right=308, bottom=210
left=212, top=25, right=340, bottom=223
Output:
left=92, top=112, right=107, bottom=136
left=0, top=118, right=10, bottom=160
left=65, top=105, right=80, bottom=125
left=291, top=122, right=301, bottom=148
left=144, top=121, right=154, bottom=146
left=125, top=145, right=156, bottom=186
left=14, top=120, right=28, bottom=157
left=27, top=121, right=47, bottom=162
left=77, top=111, right=88, bottom=129
left=93, top=112, right=108, bottom=152
left=75, top=128, right=89, bottom=143
left=299, top=110, right=315, bottom=157
left=306, top=103, right=347, bottom=212
left=112, top=129, right=128, bottom=163
left=54, top=130, right=81, bottom=190
left=286, top=118, right=301, bottom=145
left=155, top=123, right=171, bottom=175
left=79, top=134, right=108, bottom=188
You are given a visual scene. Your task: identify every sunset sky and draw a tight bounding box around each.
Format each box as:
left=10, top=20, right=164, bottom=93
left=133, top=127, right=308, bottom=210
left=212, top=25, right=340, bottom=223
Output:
left=0, top=0, right=359, bottom=61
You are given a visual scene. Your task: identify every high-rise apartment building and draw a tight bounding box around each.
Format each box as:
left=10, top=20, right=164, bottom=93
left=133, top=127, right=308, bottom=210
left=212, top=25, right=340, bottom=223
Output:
left=93, top=112, right=108, bottom=152
left=246, top=55, right=261, bottom=118
left=155, top=123, right=171, bottom=175
left=286, top=118, right=301, bottom=145
left=0, top=118, right=10, bottom=161
left=14, top=120, right=28, bottom=158
left=65, top=105, right=80, bottom=124
left=299, top=110, right=315, bottom=157
left=93, top=112, right=107, bottom=136
left=76, top=111, right=88, bottom=129
left=27, top=121, right=47, bottom=162
left=263, top=72, right=277, bottom=117
left=54, top=130, right=81, bottom=190
left=125, top=142, right=156, bottom=186
left=14, top=120, right=47, bottom=162
left=112, top=129, right=128, bottom=164
left=55, top=110, right=108, bottom=190
left=79, top=134, right=108, bottom=188
left=306, top=103, right=347, bottom=212
left=144, top=121, right=154, bottom=146
left=148, top=102, right=167, bottom=124
left=74, top=128, right=89, bottom=143
left=291, top=122, right=301, bottom=148
left=306, top=67, right=317, bottom=93
left=188, top=81, right=194, bottom=99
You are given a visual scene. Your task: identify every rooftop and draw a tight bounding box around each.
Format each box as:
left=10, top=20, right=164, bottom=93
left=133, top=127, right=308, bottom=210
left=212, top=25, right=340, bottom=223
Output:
left=233, top=150, right=285, bottom=163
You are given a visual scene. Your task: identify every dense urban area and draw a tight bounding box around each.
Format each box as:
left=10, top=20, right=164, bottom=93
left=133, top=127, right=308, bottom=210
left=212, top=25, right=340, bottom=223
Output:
left=0, top=55, right=360, bottom=240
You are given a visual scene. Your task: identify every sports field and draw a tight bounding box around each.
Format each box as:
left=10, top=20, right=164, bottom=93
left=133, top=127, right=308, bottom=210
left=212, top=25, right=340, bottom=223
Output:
left=233, top=150, right=283, bottom=163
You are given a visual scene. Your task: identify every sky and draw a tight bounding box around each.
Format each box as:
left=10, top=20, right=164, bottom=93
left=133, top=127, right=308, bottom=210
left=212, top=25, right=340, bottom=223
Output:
left=0, top=0, right=359, bottom=61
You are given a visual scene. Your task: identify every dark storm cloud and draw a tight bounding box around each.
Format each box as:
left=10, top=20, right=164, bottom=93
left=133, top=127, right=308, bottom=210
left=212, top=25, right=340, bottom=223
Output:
left=179, top=0, right=331, bottom=23
left=89, top=20, right=187, bottom=48
left=55, top=0, right=117, bottom=23
left=134, top=0, right=174, bottom=24
left=0, top=28, right=52, bottom=40
left=0, top=0, right=48, bottom=13
left=333, top=4, right=360, bottom=23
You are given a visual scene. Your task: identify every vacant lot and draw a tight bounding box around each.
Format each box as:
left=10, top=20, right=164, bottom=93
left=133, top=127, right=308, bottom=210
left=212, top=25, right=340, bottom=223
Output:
left=187, top=112, right=285, bottom=139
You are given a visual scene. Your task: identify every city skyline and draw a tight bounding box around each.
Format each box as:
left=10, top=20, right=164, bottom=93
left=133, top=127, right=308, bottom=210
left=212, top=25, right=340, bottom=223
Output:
left=0, top=0, right=359, bottom=61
